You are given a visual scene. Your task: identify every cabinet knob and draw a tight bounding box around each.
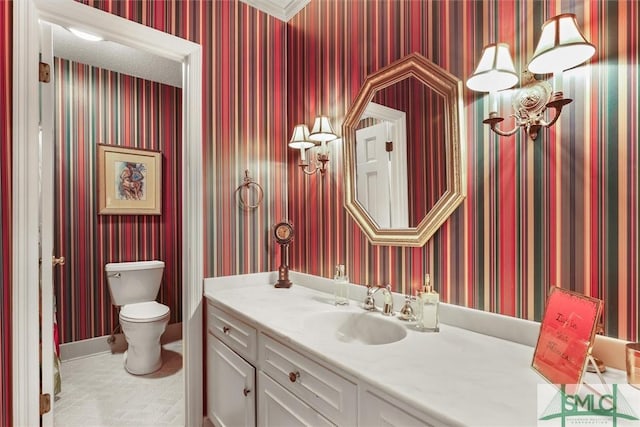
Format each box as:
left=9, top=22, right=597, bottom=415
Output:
left=243, top=387, right=251, bottom=396
left=222, top=326, right=230, bottom=334
left=288, top=371, right=300, bottom=383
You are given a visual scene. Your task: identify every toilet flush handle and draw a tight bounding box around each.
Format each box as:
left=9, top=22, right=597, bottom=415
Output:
left=107, top=272, right=121, bottom=279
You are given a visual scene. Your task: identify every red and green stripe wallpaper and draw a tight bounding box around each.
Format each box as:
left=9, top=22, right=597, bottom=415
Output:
left=53, top=58, right=183, bottom=344
left=287, top=0, right=639, bottom=341
left=1, top=1, right=12, bottom=425
left=2, top=0, right=288, bottom=422
left=1, top=0, right=639, bottom=423
left=80, top=0, right=290, bottom=276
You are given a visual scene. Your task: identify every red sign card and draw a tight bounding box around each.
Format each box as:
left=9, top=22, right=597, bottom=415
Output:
left=532, top=286, right=603, bottom=390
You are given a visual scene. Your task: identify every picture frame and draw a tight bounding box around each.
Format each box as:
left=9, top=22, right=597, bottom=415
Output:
left=97, top=144, right=162, bottom=215
left=532, top=286, right=603, bottom=392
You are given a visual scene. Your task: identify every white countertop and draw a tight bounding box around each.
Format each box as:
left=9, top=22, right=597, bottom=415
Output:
left=203, top=271, right=627, bottom=427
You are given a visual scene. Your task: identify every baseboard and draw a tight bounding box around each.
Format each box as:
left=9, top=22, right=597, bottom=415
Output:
left=59, top=322, right=182, bottom=361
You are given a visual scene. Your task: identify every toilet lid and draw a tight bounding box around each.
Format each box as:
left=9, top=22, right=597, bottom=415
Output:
left=120, top=301, right=169, bottom=323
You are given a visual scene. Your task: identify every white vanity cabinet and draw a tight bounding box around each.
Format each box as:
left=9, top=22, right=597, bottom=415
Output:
left=206, top=299, right=434, bottom=427
left=206, top=335, right=256, bottom=427
left=258, top=372, right=334, bottom=426
left=206, top=302, right=257, bottom=427
left=359, top=386, right=435, bottom=427
left=259, top=334, right=357, bottom=426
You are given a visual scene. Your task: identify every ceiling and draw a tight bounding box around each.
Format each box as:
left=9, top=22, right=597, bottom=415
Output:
left=240, top=0, right=310, bottom=21
left=52, top=23, right=182, bottom=88
left=49, top=0, right=309, bottom=88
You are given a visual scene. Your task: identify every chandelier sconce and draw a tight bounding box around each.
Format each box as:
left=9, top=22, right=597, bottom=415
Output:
left=288, top=116, right=338, bottom=176
left=467, top=14, right=596, bottom=141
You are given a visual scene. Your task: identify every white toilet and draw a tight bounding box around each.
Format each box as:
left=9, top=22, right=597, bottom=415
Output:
left=105, top=260, right=170, bottom=375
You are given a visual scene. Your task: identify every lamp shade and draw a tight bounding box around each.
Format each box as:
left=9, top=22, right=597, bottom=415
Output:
left=528, top=13, right=595, bottom=74
left=466, top=43, right=519, bottom=93
left=288, top=124, right=314, bottom=150
left=308, top=116, right=337, bottom=143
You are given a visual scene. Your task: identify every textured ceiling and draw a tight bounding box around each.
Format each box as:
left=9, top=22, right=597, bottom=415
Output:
left=49, top=0, right=309, bottom=87
left=51, top=23, right=182, bottom=88
left=240, top=0, right=310, bottom=21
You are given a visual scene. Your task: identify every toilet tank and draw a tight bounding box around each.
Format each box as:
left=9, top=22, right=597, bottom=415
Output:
left=105, top=260, right=165, bottom=306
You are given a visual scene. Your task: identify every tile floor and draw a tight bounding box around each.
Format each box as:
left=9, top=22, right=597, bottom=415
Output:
left=54, top=341, right=184, bottom=427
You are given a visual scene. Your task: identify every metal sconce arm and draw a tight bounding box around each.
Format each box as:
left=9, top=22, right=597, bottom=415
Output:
left=484, top=73, right=573, bottom=141
left=298, top=152, right=329, bottom=176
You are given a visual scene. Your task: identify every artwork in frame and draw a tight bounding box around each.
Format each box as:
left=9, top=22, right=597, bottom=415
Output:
left=98, top=144, right=162, bottom=215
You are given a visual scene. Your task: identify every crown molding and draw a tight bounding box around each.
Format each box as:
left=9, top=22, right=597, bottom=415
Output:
left=240, top=0, right=310, bottom=22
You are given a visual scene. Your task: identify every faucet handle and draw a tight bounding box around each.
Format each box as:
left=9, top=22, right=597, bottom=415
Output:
left=381, top=285, right=394, bottom=316
left=363, top=285, right=376, bottom=310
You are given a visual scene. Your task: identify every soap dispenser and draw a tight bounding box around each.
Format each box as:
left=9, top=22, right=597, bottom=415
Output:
left=334, top=264, right=349, bottom=306
left=417, top=274, right=439, bottom=332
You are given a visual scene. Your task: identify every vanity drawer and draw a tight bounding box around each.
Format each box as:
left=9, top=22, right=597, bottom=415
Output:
left=259, top=334, right=357, bottom=426
left=207, top=303, right=257, bottom=363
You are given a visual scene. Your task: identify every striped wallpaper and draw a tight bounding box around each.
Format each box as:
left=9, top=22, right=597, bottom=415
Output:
left=1, top=0, right=638, bottom=422
left=1, top=0, right=12, bottom=424
left=53, top=58, right=183, bottom=344
left=79, top=0, right=290, bottom=277
left=287, top=0, right=639, bottom=342
left=47, top=0, right=287, bottom=345
left=3, top=1, right=287, bottom=421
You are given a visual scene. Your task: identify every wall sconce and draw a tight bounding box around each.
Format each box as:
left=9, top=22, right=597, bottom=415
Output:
left=467, top=14, right=595, bottom=140
left=288, top=116, right=337, bottom=176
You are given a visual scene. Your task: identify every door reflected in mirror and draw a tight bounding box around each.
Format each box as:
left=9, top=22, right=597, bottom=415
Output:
left=343, top=53, right=466, bottom=247
left=354, top=76, right=447, bottom=229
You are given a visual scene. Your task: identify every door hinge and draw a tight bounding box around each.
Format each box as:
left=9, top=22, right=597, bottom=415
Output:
left=40, top=393, right=51, bottom=415
left=39, top=62, right=51, bottom=83
left=386, top=140, right=393, bottom=152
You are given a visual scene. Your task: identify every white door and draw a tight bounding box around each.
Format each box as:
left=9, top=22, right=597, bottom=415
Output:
left=39, top=21, right=57, bottom=427
left=207, top=334, right=256, bottom=427
left=355, top=115, right=410, bottom=228
left=355, top=122, right=392, bottom=228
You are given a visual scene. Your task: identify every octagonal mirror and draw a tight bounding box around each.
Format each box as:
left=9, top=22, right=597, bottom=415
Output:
left=343, top=53, right=466, bottom=246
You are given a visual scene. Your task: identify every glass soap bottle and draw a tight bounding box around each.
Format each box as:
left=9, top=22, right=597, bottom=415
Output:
left=334, top=264, right=349, bottom=306
left=418, top=274, right=439, bottom=332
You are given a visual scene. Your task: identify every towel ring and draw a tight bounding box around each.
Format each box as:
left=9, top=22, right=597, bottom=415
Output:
left=235, top=170, right=264, bottom=210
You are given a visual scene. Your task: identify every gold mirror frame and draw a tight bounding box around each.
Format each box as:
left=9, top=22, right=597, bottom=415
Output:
left=342, top=53, right=466, bottom=247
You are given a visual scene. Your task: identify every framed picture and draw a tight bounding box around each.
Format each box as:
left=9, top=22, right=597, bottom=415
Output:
left=532, top=286, right=603, bottom=392
left=97, top=144, right=162, bottom=215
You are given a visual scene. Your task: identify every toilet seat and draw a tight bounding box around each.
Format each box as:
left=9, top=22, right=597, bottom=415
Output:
left=120, top=301, right=170, bottom=323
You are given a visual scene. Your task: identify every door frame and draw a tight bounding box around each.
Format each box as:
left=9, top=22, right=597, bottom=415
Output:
left=12, top=0, right=204, bottom=425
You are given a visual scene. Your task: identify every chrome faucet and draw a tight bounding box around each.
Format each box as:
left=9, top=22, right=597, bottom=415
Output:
left=363, top=285, right=394, bottom=316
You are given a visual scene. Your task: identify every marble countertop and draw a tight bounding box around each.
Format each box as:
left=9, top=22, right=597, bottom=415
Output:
left=203, top=271, right=627, bottom=427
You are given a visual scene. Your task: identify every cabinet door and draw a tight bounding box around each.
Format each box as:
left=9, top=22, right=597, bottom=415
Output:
left=207, top=334, right=256, bottom=427
left=258, top=372, right=334, bottom=427
left=360, top=388, right=434, bottom=427
left=259, top=334, right=357, bottom=425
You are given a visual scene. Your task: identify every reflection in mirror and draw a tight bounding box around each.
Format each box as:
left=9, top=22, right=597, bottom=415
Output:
left=354, top=77, right=447, bottom=229
left=343, top=53, right=466, bottom=247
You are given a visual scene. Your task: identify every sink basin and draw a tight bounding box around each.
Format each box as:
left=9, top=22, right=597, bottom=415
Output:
left=305, top=311, right=407, bottom=345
